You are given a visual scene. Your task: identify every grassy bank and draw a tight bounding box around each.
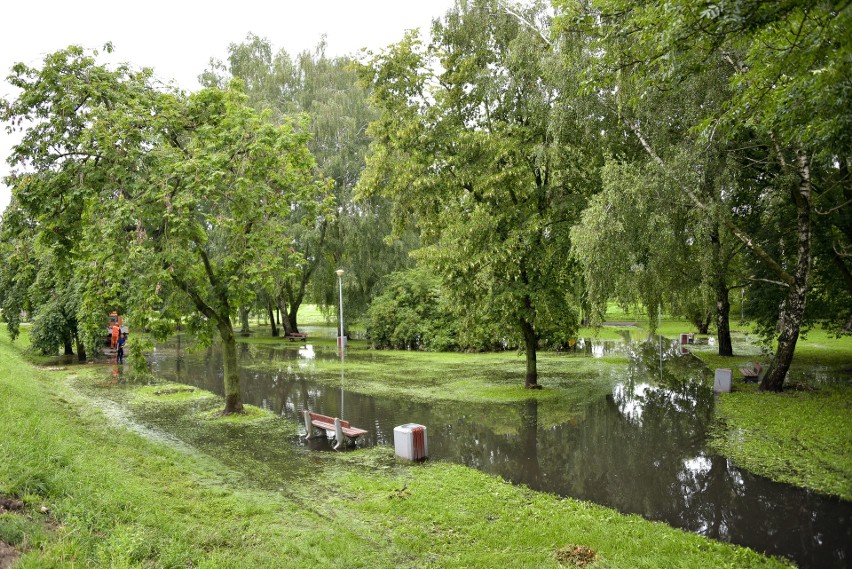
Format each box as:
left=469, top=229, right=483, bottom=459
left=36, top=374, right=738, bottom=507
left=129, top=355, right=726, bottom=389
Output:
left=707, top=383, right=851, bottom=500
left=0, top=329, right=792, bottom=568
left=689, top=329, right=852, bottom=500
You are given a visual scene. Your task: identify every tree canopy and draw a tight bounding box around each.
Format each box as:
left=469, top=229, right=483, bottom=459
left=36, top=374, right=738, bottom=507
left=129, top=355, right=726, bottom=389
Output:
left=358, top=0, right=601, bottom=387
left=559, top=0, right=852, bottom=389
left=1, top=45, right=330, bottom=412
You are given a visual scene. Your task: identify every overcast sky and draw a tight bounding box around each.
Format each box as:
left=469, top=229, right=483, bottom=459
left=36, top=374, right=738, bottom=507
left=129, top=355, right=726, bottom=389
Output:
left=0, top=0, right=455, bottom=213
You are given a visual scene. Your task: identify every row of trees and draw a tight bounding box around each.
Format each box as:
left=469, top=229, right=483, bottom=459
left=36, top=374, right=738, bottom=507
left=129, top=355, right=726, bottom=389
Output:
left=1, top=1, right=849, bottom=410
left=356, top=0, right=850, bottom=391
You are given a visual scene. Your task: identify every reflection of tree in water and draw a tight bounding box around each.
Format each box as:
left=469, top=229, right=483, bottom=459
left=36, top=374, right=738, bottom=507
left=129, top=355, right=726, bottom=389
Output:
left=146, top=339, right=851, bottom=568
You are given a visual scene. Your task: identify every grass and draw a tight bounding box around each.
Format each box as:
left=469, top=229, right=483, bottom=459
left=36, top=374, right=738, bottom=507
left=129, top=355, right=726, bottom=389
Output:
left=135, top=383, right=218, bottom=403
left=0, top=326, right=793, bottom=568
left=246, top=345, right=627, bottom=406
left=707, top=383, right=852, bottom=500
left=662, top=316, right=852, bottom=500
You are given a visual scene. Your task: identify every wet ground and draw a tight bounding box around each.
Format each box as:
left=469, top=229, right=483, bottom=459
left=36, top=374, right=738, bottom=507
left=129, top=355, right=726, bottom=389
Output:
left=111, top=334, right=852, bottom=568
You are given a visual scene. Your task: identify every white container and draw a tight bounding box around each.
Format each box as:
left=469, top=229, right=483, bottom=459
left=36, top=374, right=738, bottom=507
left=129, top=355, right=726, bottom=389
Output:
left=394, top=423, right=428, bottom=461
left=714, top=368, right=733, bottom=393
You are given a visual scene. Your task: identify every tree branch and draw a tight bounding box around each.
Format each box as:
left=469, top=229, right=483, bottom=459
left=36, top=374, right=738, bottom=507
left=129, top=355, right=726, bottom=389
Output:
left=497, top=1, right=553, bottom=47
left=749, top=277, right=789, bottom=287
left=170, top=273, right=220, bottom=323
left=624, top=117, right=795, bottom=287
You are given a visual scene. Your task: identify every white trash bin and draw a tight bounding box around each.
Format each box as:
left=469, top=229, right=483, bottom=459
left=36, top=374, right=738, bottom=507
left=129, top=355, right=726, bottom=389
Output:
left=714, top=368, right=732, bottom=393
left=393, top=423, right=428, bottom=461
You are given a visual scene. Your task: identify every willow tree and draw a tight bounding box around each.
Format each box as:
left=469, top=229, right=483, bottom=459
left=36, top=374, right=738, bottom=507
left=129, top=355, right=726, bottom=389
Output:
left=3, top=46, right=329, bottom=413
left=567, top=47, right=745, bottom=357
left=358, top=0, right=599, bottom=387
left=564, top=0, right=852, bottom=390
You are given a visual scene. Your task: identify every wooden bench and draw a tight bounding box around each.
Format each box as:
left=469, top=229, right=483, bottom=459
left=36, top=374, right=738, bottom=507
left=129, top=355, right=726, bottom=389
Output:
left=302, top=410, right=368, bottom=450
left=739, top=362, right=763, bottom=382
left=285, top=332, right=308, bottom=342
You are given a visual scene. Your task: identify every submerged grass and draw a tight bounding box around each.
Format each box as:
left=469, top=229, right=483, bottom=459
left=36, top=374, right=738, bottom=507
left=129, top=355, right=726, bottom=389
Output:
left=0, top=327, right=793, bottom=568
left=135, top=383, right=217, bottom=403
left=247, top=341, right=627, bottom=407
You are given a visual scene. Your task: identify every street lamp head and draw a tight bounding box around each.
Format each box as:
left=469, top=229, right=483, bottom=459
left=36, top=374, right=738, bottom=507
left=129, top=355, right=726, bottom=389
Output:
left=336, top=269, right=345, bottom=277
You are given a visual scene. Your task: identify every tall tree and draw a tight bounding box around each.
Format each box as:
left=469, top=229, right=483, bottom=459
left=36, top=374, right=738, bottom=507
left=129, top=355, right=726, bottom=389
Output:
left=3, top=46, right=329, bottom=413
left=203, top=35, right=413, bottom=331
left=0, top=198, right=36, bottom=342
left=358, top=0, right=599, bottom=387
left=568, top=59, right=745, bottom=356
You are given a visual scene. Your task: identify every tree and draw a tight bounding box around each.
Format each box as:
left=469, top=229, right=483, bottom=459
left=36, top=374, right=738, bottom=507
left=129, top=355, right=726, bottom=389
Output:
left=561, top=0, right=852, bottom=390
left=358, top=0, right=599, bottom=387
left=0, top=199, right=36, bottom=342
left=2, top=46, right=329, bottom=413
left=571, top=157, right=736, bottom=351
left=202, top=34, right=414, bottom=331
left=568, top=71, right=746, bottom=357
left=366, top=267, right=452, bottom=350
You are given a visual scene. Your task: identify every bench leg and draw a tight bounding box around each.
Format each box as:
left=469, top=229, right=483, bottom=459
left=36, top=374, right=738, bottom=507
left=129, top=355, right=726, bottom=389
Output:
left=333, top=418, right=344, bottom=450
left=303, top=410, right=316, bottom=439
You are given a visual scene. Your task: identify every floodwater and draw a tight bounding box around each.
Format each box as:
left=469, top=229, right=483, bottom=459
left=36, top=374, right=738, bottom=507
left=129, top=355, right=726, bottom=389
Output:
left=145, top=335, right=850, bottom=569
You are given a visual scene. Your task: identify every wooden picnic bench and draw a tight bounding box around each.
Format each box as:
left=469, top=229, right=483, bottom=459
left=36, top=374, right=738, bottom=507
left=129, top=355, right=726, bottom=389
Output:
left=303, top=410, right=368, bottom=450
left=739, top=362, right=763, bottom=382
left=285, top=332, right=308, bottom=342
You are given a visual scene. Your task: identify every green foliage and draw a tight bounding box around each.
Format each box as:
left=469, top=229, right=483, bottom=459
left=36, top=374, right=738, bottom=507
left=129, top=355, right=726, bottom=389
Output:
left=203, top=34, right=415, bottom=329
left=366, top=268, right=458, bottom=350
left=27, top=298, right=71, bottom=356
left=557, top=0, right=852, bottom=384
left=2, top=45, right=332, bottom=410
left=0, top=199, right=41, bottom=342
left=358, top=1, right=601, bottom=382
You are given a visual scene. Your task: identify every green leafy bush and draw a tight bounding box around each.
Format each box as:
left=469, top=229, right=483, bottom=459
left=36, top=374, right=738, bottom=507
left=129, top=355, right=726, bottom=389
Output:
left=366, top=268, right=457, bottom=350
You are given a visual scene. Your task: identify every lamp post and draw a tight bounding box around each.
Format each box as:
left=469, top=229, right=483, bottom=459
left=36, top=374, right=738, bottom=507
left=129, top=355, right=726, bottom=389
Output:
left=336, top=269, right=346, bottom=350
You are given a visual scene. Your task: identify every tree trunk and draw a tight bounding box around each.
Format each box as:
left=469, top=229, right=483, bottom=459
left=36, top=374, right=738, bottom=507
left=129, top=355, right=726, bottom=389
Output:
left=287, top=299, right=301, bottom=334
left=520, top=317, right=540, bottom=389
left=715, top=283, right=733, bottom=357
left=267, top=299, right=279, bottom=337
left=218, top=321, right=244, bottom=414
left=709, top=223, right=733, bottom=356
left=239, top=306, right=250, bottom=335
left=74, top=332, right=87, bottom=363
left=760, top=149, right=813, bottom=392
left=761, top=283, right=807, bottom=391
left=277, top=298, right=294, bottom=335
left=63, top=335, right=73, bottom=355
